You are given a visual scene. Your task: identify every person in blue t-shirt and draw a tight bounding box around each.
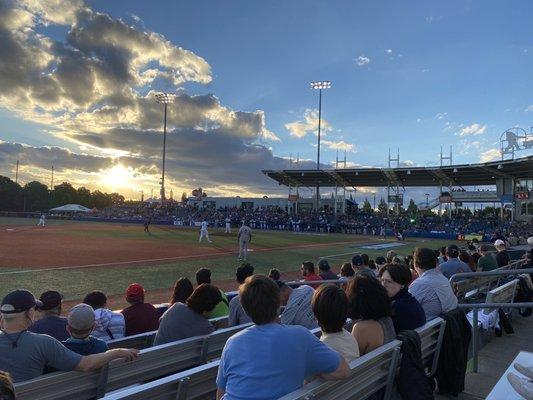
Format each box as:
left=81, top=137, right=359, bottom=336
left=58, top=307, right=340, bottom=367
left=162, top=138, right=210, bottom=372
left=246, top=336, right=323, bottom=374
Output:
left=216, top=275, right=350, bottom=400
left=62, top=304, right=108, bottom=356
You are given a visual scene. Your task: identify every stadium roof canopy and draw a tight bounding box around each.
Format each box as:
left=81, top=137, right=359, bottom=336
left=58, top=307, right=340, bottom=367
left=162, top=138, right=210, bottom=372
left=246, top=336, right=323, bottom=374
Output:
left=263, top=155, right=533, bottom=188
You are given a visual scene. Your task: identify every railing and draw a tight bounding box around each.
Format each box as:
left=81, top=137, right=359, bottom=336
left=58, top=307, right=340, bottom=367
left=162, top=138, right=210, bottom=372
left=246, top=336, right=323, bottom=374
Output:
left=450, top=268, right=533, bottom=372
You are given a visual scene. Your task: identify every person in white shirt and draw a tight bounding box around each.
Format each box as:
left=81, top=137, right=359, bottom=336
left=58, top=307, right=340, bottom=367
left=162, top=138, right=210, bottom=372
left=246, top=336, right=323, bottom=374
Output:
left=225, top=217, right=231, bottom=234
left=199, top=220, right=212, bottom=243
left=312, top=284, right=360, bottom=362
left=37, top=214, right=46, bottom=227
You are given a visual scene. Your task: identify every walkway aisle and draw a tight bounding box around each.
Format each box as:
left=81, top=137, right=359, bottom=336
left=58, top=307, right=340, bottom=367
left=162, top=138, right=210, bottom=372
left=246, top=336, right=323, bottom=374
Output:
left=436, top=315, right=533, bottom=399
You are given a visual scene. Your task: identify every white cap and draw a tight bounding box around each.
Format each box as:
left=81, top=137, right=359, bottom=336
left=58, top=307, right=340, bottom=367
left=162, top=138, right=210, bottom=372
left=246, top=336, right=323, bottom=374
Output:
left=494, top=239, right=505, bottom=247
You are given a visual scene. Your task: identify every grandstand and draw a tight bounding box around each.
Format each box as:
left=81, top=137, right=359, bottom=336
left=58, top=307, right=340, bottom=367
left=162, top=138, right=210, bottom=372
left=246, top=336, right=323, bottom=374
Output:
left=263, top=155, right=533, bottom=221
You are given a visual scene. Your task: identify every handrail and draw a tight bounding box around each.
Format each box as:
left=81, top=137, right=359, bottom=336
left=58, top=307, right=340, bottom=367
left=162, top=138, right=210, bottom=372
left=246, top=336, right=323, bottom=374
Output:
left=450, top=268, right=533, bottom=372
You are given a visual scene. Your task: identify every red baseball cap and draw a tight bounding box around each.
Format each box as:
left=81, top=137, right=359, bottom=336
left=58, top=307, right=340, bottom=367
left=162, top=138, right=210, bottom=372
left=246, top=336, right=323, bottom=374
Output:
left=125, top=283, right=145, bottom=301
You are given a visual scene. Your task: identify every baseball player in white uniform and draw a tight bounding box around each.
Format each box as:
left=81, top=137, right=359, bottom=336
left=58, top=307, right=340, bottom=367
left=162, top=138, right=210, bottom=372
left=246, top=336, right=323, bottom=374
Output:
left=199, top=220, right=212, bottom=243
left=238, top=222, right=252, bottom=260
left=37, top=213, right=46, bottom=227
left=225, top=217, right=231, bottom=233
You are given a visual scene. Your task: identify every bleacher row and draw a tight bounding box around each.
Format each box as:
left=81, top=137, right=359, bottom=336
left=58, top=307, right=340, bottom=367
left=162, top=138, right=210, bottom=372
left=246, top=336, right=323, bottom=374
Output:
left=14, top=259, right=529, bottom=400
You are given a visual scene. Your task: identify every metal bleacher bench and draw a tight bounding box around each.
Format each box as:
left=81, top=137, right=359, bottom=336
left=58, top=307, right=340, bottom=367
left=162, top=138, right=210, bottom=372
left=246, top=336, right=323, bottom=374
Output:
left=14, top=322, right=250, bottom=400
left=107, top=316, right=229, bottom=350
left=102, top=318, right=446, bottom=400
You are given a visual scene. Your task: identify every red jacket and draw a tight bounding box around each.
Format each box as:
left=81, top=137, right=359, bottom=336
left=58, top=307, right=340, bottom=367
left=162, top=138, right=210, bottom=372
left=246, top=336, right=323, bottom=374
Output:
left=121, top=302, right=160, bottom=336
left=303, top=273, right=323, bottom=289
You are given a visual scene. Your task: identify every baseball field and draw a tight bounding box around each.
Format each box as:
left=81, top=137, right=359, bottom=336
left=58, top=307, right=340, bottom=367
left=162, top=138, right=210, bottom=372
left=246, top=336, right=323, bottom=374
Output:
left=0, top=217, right=460, bottom=309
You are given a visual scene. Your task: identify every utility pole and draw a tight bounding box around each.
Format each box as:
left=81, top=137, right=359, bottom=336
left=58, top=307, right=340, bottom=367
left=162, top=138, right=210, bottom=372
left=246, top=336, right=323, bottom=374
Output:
left=15, top=160, right=19, bottom=184
left=50, top=165, right=54, bottom=190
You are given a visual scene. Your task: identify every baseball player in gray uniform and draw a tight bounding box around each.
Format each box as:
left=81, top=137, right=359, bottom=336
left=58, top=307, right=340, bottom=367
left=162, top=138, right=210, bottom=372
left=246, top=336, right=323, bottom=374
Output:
left=238, top=222, right=252, bottom=260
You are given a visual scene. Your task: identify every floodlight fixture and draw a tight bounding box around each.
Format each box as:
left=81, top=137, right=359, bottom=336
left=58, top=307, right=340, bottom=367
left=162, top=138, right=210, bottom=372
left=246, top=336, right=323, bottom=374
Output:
left=155, top=92, right=176, bottom=204
left=310, top=81, right=332, bottom=90
left=155, top=92, right=176, bottom=104
left=309, top=80, right=332, bottom=211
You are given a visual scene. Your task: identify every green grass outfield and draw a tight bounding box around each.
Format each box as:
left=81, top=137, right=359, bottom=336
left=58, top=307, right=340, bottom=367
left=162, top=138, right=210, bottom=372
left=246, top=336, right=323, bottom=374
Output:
left=0, top=217, right=460, bottom=302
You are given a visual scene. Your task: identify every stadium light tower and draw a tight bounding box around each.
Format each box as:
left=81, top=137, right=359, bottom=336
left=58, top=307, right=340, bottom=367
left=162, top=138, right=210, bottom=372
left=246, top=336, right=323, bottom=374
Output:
left=310, top=80, right=331, bottom=211
left=155, top=92, right=176, bottom=204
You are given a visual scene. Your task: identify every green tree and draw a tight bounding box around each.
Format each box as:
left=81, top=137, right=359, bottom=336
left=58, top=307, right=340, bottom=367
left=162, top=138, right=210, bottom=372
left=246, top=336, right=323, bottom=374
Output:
left=23, top=181, right=49, bottom=211
left=362, top=198, right=373, bottom=213
left=377, top=197, right=388, bottom=214
left=51, top=182, right=78, bottom=207
left=76, top=187, right=92, bottom=207
left=0, top=176, right=22, bottom=211
left=407, top=199, right=418, bottom=215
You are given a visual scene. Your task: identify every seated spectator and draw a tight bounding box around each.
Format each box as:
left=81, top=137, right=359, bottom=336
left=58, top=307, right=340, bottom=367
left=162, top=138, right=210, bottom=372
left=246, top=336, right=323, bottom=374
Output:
left=0, top=371, right=15, bottom=400
left=437, top=246, right=448, bottom=264
left=228, top=264, right=254, bottom=327
left=0, top=290, right=138, bottom=382
left=379, top=264, right=426, bottom=332
left=300, top=261, right=323, bottom=289
left=495, top=239, right=511, bottom=267
left=468, top=244, right=481, bottom=264
left=63, top=304, right=108, bottom=355
left=83, top=291, right=125, bottom=341
left=216, top=275, right=349, bottom=400
left=169, top=277, right=194, bottom=305
left=346, top=276, right=395, bottom=355
left=154, top=284, right=221, bottom=345
left=268, top=268, right=281, bottom=281
left=278, top=281, right=318, bottom=329
left=121, top=284, right=160, bottom=336
left=318, top=259, right=338, bottom=280
left=29, top=290, right=68, bottom=341
left=409, top=247, right=458, bottom=321
left=196, top=268, right=229, bottom=318
left=459, top=250, right=476, bottom=272
left=351, top=255, right=374, bottom=278
left=339, top=262, right=355, bottom=279
left=375, top=256, right=387, bottom=272
left=312, top=284, right=359, bottom=362
left=477, top=244, right=498, bottom=271
left=386, top=250, right=397, bottom=264
left=438, top=245, right=471, bottom=279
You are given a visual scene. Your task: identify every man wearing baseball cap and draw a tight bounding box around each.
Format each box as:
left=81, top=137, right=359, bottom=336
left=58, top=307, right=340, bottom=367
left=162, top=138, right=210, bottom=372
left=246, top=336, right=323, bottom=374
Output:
left=121, top=283, right=160, bottom=336
left=494, top=239, right=510, bottom=268
left=63, top=304, right=108, bottom=355
left=0, top=289, right=139, bottom=382
left=318, top=259, right=337, bottom=281
left=29, top=290, right=68, bottom=341
left=351, top=255, right=374, bottom=279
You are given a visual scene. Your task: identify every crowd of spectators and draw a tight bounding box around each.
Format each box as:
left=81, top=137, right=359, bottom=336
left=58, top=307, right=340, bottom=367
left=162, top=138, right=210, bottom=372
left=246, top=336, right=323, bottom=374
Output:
left=1, top=238, right=531, bottom=399
left=81, top=201, right=532, bottom=243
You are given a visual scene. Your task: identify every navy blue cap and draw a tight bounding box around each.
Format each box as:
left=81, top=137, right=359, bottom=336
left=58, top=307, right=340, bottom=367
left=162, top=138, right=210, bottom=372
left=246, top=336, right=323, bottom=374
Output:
left=1, top=290, right=43, bottom=314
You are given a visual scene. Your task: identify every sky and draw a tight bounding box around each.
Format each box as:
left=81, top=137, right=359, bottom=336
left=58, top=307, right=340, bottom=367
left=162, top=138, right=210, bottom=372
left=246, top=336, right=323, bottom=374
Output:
left=0, top=0, right=532, bottom=203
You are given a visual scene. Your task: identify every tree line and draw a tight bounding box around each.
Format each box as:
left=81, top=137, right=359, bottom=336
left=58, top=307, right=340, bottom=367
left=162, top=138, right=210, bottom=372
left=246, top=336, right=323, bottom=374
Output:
left=0, top=176, right=125, bottom=212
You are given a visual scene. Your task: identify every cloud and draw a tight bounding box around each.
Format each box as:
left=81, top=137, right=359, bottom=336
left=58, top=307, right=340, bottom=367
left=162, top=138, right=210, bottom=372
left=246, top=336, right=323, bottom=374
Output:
left=0, top=0, right=285, bottom=195
left=435, top=112, right=447, bottom=120
left=525, top=105, right=533, bottom=112
left=285, top=109, right=331, bottom=138
left=385, top=49, right=393, bottom=54
left=479, top=148, right=501, bottom=163
left=321, top=140, right=356, bottom=153
left=356, top=55, right=370, bottom=66
left=458, top=123, right=487, bottom=136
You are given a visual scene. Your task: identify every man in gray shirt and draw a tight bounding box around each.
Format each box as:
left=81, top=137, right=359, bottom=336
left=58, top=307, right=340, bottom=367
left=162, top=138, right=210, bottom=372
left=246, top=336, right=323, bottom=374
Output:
left=278, top=282, right=318, bottom=329
left=0, top=290, right=138, bottom=382
left=409, top=248, right=458, bottom=321
left=154, top=284, right=221, bottom=345
left=228, top=264, right=254, bottom=327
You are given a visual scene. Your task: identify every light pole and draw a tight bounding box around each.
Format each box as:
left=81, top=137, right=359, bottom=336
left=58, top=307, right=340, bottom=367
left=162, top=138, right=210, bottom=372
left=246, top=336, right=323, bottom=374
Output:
left=372, top=192, right=376, bottom=211
left=155, top=92, right=176, bottom=204
left=310, top=81, right=331, bottom=211
left=425, top=193, right=430, bottom=209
